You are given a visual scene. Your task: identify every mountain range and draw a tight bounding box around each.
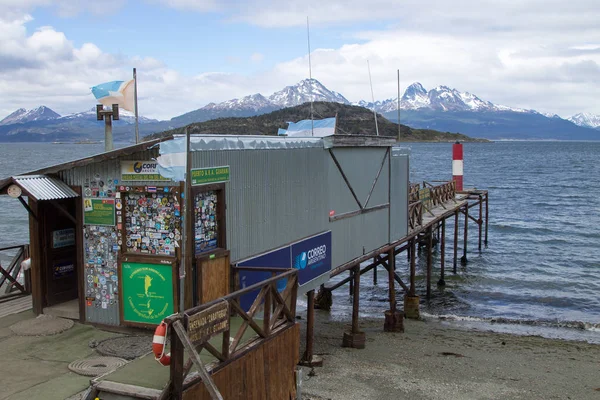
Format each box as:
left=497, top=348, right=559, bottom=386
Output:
left=1, top=79, right=599, bottom=142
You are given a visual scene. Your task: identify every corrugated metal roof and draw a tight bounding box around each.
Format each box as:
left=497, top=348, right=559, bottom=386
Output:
left=13, top=175, right=79, bottom=200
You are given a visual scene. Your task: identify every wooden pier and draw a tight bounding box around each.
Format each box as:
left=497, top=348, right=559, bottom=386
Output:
left=303, top=180, right=489, bottom=359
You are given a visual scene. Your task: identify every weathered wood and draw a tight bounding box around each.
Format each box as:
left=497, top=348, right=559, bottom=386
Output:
left=426, top=227, right=433, bottom=298
left=453, top=210, right=459, bottom=274
left=94, top=381, right=162, bottom=399
left=302, top=290, right=315, bottom=363
left=478, top=194, right=483, bottom=251
left=198, top=252, right=230, bottom=304
left=485, top=192, right=489, bottom=246
left=170, top=317, right=185, bottom=400
left=439, top=218, right=446, bottom=286
left=352, top=266, right=360, bottom=334
left=173, top=320, right=224, bottom=400
left=323, top=135, right=397, bottom=148
left=462, top=204, right=468, bottom=265
left=387, top=249, right=396, bottom=312
left=329, top=203, right=389, bottom=222
left=409, top=239, right=416, bottom=297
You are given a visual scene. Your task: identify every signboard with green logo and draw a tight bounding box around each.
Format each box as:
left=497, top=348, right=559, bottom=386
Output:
left=191, top=166, right=230, bottom=186
left=121, top=160, right=170, bottom=181
left=120, top=261, right=175, bottom=326
left=83, top=198, right=115, bottom=226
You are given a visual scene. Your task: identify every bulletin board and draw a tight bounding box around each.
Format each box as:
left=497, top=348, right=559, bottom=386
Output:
left=119, top=186, right=182, bottom=257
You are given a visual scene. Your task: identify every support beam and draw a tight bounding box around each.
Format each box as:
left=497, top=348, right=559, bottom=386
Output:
left=461, top=204, right=468, bottom=265
left=17, top=196, right=37, bottom=221
left=373, top=257, right=377, bottom=285
left=453, top=209, right=459, bottom=274
left=300, top=290, right=323, bottom=367
left=478, top=195, right=483, bottom=251
left=342, top=265, right=365, bottom=348
left=49, top=200, right=77, bottom=224
left=426, top=226, right=433, bottom=298
left=384, top=249, right=403, bottom=332
left=409, top=239, right=416, bottom=297
left=438, top=218, right=446, bottom=286
left=485, top=192, right=489, bottom=246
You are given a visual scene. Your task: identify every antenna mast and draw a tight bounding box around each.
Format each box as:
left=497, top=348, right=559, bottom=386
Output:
left=397, top=69, right=401, bottom=141
left=307, top=16, right=314, bottom=136
left=367, top=60, right=380, bottom=136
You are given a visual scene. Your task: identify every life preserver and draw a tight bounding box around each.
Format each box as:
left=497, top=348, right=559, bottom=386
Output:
left=152, top=321, right=171, bottom=366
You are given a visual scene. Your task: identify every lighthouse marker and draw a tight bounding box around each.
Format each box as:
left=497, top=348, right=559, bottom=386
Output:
left=452, top=141, right=463, bottom=191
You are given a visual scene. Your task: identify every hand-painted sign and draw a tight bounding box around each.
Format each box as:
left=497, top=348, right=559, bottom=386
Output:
left=52, top=228, right=75, bottom=248
left=186, top=300, right=229, bottom=345
left=191, top=166, right=230, bottom=186
left=84, top=198, right=115, bottom=226
left=237, top=231, right=332, bottom=311
left=121, top=261, right=174, bottom=325
left=121, top=161, right=170, bottom=181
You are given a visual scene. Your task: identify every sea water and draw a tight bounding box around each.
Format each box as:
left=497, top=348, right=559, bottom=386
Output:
left=1, top=141, right=599, bottom=342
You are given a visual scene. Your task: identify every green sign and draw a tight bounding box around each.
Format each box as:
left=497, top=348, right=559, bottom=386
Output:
left=121, top=262, right=174, bottom=325
left=83, top=198, right=115, bottom=226
left=191, top=166, right=230, bottom=186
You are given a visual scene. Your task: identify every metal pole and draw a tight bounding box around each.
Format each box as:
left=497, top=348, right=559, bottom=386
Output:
left=133, top=67, right=139, bottom=144
left=367, top=60, right=379, bottom=136
left=306, top=16, right=314, bottom=136
left=104, top=114, right=113, bottom=152
left=397, top=69, right=401, bottom=142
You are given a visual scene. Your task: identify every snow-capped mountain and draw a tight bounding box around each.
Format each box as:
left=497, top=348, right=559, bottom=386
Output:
left=568, top=113, right=600, bottom=129
left=60, top=107, right=157, bottom=124
left=268, top=79, right=350, bottom=107
left=0, top=106, right=60, bottom=125
left=202, top=94, right=277, bottom=112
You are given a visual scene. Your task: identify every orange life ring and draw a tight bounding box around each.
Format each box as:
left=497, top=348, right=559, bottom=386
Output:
left=152, top=321, right=171, bottom=366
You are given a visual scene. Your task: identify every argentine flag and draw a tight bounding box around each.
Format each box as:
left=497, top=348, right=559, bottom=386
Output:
left=278, top=117, right=336, bottom=138
left=91, top=80, right=135, bottom=112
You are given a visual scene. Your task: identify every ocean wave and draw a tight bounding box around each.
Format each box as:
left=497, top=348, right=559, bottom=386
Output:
left=421, top=312, right=600, bottom=332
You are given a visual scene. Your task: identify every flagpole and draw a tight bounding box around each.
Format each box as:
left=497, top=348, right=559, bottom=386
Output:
left=367, top=60, right=380, bottom=136
left=133, top=67, right=139, bottom=144
left=307, top=16, right=314, bottom=137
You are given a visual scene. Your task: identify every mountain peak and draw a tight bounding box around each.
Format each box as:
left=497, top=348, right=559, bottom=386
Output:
left=568, top=112, right=600, bottom=129
left=0, top=106, right=60, bottom=126
left=268, top=79, right=350, bottom=107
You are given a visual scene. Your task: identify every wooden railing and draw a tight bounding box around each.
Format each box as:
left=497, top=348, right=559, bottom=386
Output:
left=408, top=201, right=423, bottom=230
left=409, top=183, right=421, bottom=203
left=165, top=268, right=298, bottom=397
left=0, top=244, right=30, bottom=298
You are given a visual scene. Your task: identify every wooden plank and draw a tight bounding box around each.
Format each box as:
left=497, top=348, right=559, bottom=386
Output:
left=95, top=381, right=162, bottom=399
left=200, top=253, right=230, bottom=304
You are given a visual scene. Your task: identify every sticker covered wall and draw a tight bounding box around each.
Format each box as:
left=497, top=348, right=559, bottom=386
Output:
left=194, top=191, right=219, bottom=254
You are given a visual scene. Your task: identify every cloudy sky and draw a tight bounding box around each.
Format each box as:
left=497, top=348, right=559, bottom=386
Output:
left=0, top=0, right=599, bottom=120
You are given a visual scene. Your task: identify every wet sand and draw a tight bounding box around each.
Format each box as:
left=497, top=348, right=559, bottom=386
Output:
left=299, top=312, right=600, bottom=400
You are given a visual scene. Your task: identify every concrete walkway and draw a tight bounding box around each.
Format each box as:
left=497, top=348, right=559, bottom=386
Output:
left=0, top=311, right=122, bottom=400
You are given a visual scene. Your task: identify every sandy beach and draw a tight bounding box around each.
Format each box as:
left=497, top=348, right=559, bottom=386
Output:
left=298, top=312, right=600, bottom=400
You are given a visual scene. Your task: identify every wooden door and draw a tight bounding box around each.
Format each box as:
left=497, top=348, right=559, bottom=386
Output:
left=42, top=199, right=78, bottom=306
left=197, top=250, right=230, bottom=304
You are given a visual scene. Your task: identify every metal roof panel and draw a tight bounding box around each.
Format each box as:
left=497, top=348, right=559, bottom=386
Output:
left=13, top=175, right=79, bottom=200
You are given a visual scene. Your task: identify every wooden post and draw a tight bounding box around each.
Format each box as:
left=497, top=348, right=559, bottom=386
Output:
left=343, top=265, right=365, bottom=348
left=263, top=283, right=272, bottom=336
left=373, top=257, right=377, bottom=285
left=453, top=209, right=459, bottom=274
left=485, top=192, right=489, bottom=246
left=300, top=290, right=323, bottom=366
left=352, top=265, right=360, bottom=334
left=426, top=226, right=433, bottom=298
left=384, top=249, right=404, bottom=332
left=169, top=320, right=185, bottom=400
left=409, top=239, right=416, bottom=297
left=461, top=204, right=468, bottom=265
left=349, top=268, right=354, bottom=296
left=438, top=218, right=446, bottom=286
left=478, top=194, right=483, bottom=252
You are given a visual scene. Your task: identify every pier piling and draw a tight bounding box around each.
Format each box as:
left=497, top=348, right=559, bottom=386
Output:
left=343, top=265, right=365, bottom=348
left=461, top=204, right=468, bottom=265
left=453, top=210, right=459, bottom=273
left=438, top=218, right=446, bottom=286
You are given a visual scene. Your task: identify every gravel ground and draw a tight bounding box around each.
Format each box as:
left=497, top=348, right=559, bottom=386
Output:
left=297, top=312, right=600, bottom=400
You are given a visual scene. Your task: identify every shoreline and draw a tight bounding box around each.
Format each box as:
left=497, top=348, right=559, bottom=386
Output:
left=298, top=312, right=600, bottom=400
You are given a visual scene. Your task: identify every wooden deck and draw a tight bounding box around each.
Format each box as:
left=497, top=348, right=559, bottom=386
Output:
left=0, top=295, right=32, bottom=319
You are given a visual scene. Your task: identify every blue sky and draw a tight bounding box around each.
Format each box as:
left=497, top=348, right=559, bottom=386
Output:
left=0, top=0, right=599, bottom=120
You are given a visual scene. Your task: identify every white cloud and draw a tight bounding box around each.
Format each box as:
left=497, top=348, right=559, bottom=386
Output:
left=250, top=53, right=264, bottom=63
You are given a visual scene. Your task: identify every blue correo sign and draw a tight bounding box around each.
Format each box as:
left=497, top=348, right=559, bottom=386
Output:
left=236, top=231, right=332, bottom=311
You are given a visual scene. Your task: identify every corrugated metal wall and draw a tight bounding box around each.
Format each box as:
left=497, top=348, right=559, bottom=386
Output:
left=191, top=148, right=329, bottom=263
left=327, top=147, right=391, bottom=268
left=390, top=147, right=409, bottom=242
